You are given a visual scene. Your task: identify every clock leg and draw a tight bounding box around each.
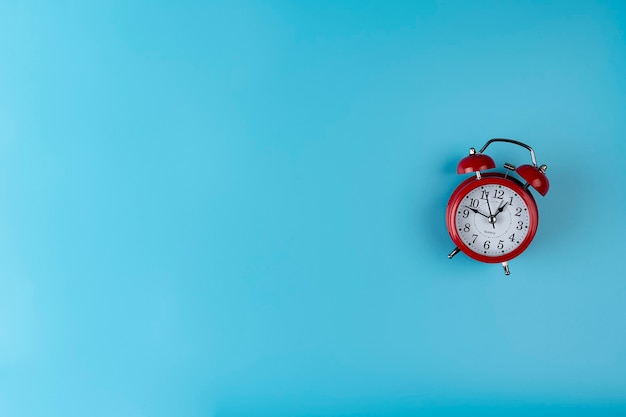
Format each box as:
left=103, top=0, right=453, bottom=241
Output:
left=448, top=247, right=460, bottom=259
left=502, top=262, right=510, bottom=276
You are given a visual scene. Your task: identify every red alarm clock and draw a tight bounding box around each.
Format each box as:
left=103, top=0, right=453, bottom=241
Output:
left=446, top=138, right=549, bottom=275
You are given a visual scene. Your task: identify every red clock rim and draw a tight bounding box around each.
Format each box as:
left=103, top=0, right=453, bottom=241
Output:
left=446, top=173, right=539, bottom=263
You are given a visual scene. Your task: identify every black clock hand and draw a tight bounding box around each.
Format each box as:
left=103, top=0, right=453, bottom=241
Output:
left=484, top=197, right=495, bottom=229
left=464, top=205, right=489, bottom=219
left=493, top=201, right=509, bottom=218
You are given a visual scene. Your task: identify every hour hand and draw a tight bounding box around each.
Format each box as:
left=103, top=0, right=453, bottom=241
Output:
left=494, top=201, right=509, bottom=217
left=464, top=205, right=489, bottom=218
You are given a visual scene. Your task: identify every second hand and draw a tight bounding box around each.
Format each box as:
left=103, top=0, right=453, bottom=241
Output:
left=484, top=193, right=495, bottom=229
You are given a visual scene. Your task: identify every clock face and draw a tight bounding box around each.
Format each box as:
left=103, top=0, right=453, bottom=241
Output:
left=448, top=176, right=539, bottom=262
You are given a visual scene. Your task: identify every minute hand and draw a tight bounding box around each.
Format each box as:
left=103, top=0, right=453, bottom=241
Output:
left=464, top=205, right=489, bottom=219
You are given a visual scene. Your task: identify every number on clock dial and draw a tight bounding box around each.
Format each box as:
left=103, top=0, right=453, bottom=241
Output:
left=456, top=184, right=530, bottom=257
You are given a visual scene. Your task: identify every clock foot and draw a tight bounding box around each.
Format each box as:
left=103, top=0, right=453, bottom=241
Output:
left=448, top=247, right=460, bottom=259
left=502, top=262, right=510, bottom=276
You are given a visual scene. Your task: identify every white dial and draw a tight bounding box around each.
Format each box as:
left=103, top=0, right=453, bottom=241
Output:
left=454, top=184, right=531, bottom=257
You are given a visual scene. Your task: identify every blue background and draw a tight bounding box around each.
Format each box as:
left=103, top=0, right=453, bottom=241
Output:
left=1, top=0, right=626, bottom=416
